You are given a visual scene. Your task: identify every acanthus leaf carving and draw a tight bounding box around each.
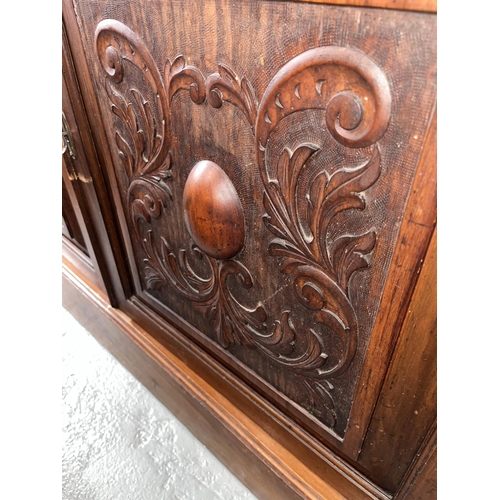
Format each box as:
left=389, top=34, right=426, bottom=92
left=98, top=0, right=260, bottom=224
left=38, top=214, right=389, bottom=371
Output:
left=328, top=231, right=377, bottom=295
left=255, top=46, right=391, bottom=155
left=206, top=63, right=258, bottom=127
left=251, top=47, right=390, bottom=388
left=96, top=19, right=264, bottom=354
left=96, top=20, right=171, bottom=176
left=96, top=20, right=392, bottom=433
left=251, top=46, right=390, bottom=427
left=166, top=55, right=206, bottom=105
left=303, top=379, right=338, bottom=428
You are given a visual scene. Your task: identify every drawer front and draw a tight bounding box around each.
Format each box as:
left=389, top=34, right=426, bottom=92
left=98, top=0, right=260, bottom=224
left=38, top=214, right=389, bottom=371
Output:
left=71, top=0, right=435, bottom=464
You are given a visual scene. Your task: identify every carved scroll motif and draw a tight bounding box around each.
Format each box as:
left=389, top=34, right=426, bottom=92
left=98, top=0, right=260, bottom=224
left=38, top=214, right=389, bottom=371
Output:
left=95, top=20, right=265, bottom=349
left=206, top=46, right=391, bottom=426
left=95, top=20, right=391, bottom=431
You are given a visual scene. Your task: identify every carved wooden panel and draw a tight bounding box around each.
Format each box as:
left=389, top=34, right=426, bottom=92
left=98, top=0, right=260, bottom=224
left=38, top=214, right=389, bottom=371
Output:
left=72, top=0, right=436, bottom=448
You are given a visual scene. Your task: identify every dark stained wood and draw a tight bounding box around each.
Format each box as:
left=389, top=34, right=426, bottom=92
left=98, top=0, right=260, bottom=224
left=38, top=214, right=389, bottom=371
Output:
left=118, top=289, right=391, bottom=500
left=62, top=215, right=71, bottom=240
left=358, top=229, right=437, bottom=491
left=73, top=0, right=436, bottom=454
left=344, top=109, right=437, bottom=459
left=395, top=425, right=437, bottom=500
left=62, top=157, right=88, bottom=254
left=63, top=258, right=385, bottom=500
left=402, top=448, right=436, bottom=500
left=62, top=17, right=132, bottom=305
left=62, top=237, right=96, bottom=289
left=62, top=0, right=436, bottom=497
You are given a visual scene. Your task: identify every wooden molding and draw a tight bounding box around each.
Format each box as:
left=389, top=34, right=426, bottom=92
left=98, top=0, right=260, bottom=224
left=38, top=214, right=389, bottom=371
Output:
left=87, top=8, right=435, bottom=453
left=394, top=423, right=437, bottom=500
left=358, top=228, right=437, bottom=490
left=344, top=107, right=437, bottom=458
left=63, top=257, right=390, bottom=500
left=62, top=1, right=436, bottom=496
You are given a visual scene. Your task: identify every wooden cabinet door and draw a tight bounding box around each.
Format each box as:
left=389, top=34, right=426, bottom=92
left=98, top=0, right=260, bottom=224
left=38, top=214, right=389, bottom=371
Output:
left=63, top=1, right=436, bottom=495
left=62, top=22, right=127, bottom=304
left=62, top=76, right=100, bottom=287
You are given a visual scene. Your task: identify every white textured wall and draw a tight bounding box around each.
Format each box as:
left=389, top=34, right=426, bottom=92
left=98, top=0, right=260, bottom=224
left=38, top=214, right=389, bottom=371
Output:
left=62, top=308, right=257, bottom=500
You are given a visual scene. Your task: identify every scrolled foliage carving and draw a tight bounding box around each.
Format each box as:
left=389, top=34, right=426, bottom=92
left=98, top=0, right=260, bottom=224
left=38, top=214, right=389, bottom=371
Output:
left=95, top=20, right=391, bottom=431
left=252, top=47, right=390, bottom=426
left=95, top=20, right=264, bottom=348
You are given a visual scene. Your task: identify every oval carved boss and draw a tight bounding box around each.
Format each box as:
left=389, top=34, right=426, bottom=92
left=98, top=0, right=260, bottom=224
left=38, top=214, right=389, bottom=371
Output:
left=183, top=161, right=245, bottom=260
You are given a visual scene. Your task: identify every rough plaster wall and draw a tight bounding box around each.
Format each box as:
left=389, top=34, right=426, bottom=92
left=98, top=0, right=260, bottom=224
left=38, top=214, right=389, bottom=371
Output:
left=62, top=308, right=257, bottom=500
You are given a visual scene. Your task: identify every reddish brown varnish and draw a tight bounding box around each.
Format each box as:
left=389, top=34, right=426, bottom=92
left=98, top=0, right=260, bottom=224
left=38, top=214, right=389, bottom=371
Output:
left=183, top=160, right=245, bottom=260
left=63, top=0, right=436, bottom=497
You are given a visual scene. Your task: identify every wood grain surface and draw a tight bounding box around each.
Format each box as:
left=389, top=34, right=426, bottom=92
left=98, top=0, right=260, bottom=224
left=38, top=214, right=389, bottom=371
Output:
left=287, top=0, right=436, bottom=13
left=63, top=258, right=387, bottom=500
left=63, top=0, right=436, bottom=495
left=358, top=229, right=437, bottom=491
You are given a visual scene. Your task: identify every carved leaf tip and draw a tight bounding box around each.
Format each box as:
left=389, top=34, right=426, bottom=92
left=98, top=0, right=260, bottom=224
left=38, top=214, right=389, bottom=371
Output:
left=328, top=231, right=377, bottom=294
left=168, top=55, right=186, bottom=75
left=205, top=63, right=257, bottom=124
left=218, top=62, right=239, bottom=86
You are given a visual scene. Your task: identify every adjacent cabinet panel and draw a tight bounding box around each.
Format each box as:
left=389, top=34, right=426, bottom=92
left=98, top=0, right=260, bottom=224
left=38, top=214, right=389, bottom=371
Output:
left=62, top=1, right=436, bottom=498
